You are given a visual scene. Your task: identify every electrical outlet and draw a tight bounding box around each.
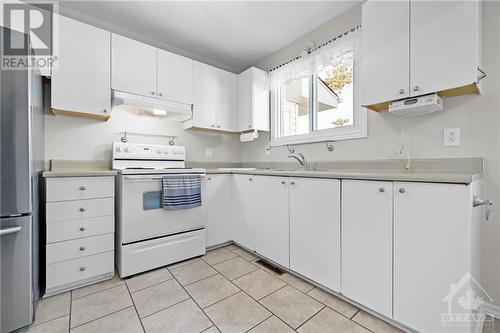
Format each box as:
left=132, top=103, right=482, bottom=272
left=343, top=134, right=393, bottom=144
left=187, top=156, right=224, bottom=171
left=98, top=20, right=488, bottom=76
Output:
left=444, top=128, right=460, bottom=146
left=205, top=148, right=213, bottom=158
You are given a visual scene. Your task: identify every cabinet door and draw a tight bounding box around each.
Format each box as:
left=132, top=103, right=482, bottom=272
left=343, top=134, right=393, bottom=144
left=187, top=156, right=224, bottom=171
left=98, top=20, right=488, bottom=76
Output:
left=342, top=180, right=392, bottom=318
left=254, top=176, right=289, bottom=267
left=361, top=0, right=410, bottom=106
left=252, top=68, right=270, bottom=132
left=157, top=50, right=194, bottom=105
left=193, top=61, right=217, bottom=129
left=51, top=15, right=111, bottom=117
left=111, top=34, right=157, bottom=98
left=205, top=175, right=231, bottom=247
left=394, top=182, right=471, bottom=333
left=237, top=68, right=253, bottom=131
left=231, top=175, right=255, bottom=250
left=410, top=1, right=480, bottom=96
left=215, top=70, right=238, bottom=131
left=290, top=178, right=340, bottom=291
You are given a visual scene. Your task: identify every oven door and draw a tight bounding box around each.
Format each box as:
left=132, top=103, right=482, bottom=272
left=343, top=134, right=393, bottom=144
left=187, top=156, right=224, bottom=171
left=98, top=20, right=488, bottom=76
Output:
left=117, top=174, right=206, bottom=244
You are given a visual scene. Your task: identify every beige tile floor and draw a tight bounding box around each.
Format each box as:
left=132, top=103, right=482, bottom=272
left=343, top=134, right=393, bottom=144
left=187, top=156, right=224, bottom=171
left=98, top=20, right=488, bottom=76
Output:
left=24, top=245, right=500, bottom=333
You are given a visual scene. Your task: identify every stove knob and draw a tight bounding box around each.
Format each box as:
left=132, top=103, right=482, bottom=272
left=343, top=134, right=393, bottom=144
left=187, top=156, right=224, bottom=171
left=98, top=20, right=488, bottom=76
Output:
left=124, top=147, right=130, bottom=153
left=156, top=149, right=161, bottom=154
left=115, top=146, right=122, bottom=152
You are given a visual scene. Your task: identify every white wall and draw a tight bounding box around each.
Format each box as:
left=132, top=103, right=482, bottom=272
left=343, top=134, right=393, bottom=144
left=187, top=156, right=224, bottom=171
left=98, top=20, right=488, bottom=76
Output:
left=44, top=109, right=242, bottom=163
left=245, top=3, right=500, bottom=303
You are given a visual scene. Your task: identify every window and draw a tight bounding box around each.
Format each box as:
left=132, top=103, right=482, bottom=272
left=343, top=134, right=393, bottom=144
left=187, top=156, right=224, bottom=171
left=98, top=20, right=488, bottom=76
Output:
left=270, top=29, right=366, bottom=146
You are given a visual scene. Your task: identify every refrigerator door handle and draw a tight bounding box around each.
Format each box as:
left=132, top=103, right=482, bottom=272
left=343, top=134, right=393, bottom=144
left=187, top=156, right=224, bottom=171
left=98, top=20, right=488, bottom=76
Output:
left=0, top=226, right=22, bottom=236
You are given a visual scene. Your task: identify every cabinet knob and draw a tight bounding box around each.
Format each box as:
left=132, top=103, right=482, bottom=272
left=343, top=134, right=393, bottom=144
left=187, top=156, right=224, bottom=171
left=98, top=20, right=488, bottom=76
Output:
left=79, top=207, right=86, bottom=212
left=158, top=93, right=163, bottom=97
left=207, top=177, right=211, bottom=181
left=79, top=246, right=85, bottom=251
left=399, top=188, right=406, bottom=194
left=291, top=181, right=296, bottom=185
left=281, top=181, right=286, bottom=185
left=103, top=109, right=107, bottom=113
left=249, top=178, right=253, bottom=182
left=151, top=92, right=155, bottom=95
left=379, top=187, right=385, bottom=192
left=413, top=86, right=420, bottom=92
left=79, top=186, right=87, bottom=191
left=80, top=226, right=86, bottom=231
left=79, top=266, right=86, bottom=272
left=216, top=125, right=221, bottom=128
left=211, top=124, right=215, bottom=128
left=399, top=89, right=405, bottom=95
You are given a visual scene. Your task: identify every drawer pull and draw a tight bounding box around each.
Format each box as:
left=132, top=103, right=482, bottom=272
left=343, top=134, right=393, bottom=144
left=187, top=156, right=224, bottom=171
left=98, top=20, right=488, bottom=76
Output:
left=79, top=266, right=86, bottom=272
left=399, top=188, right=406, bottom=194
left=79, top=246, right=85, bottom=251
left=80, top=226, right=86, bottom=231
left=79, top=208, right=86, bottom=212
left=79, top=186, right=87, bottom=191
left=281, top=181, right=286, bottom=185
left=379, top=187, right=385, bottom=192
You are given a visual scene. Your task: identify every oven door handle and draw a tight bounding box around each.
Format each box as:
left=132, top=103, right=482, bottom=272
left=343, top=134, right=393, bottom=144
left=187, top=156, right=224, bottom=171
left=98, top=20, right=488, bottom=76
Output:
left=123, top=176, right=164, bottom=181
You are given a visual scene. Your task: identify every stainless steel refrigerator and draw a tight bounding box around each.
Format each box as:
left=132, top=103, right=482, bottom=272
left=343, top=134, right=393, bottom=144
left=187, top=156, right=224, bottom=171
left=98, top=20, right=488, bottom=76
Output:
left=1, top=27, right=44, bottom=332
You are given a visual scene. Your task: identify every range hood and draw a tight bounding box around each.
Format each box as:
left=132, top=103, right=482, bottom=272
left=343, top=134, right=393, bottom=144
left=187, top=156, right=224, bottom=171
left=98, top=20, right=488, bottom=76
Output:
left=388, top=93, right=443, bottom=117
left=112, top=90, right=193, bottom=121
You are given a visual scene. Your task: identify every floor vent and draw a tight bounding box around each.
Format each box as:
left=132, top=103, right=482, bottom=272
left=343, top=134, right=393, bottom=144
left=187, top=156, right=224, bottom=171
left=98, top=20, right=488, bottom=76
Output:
left=254, top=259, right=285, bottom=276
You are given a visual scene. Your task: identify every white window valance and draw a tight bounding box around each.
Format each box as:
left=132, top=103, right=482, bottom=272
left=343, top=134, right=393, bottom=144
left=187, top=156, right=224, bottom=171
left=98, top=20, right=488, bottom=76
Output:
left=268, top=27, right=360, bottom=89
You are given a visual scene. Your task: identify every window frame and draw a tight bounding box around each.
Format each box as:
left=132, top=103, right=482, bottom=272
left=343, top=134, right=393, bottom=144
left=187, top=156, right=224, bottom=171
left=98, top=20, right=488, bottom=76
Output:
left=270, top=50, right=366, bottom=146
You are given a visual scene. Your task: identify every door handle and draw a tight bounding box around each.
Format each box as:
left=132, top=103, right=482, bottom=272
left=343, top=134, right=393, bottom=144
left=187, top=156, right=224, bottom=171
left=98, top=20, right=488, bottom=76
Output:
left=0, top=226, right=21, bottom=236
left=473, top=195, right=493, bottom=221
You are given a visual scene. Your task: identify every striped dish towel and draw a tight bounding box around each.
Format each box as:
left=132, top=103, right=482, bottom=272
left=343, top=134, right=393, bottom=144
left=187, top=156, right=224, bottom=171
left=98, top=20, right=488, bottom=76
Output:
left=162, top=175, right=202, bottom=210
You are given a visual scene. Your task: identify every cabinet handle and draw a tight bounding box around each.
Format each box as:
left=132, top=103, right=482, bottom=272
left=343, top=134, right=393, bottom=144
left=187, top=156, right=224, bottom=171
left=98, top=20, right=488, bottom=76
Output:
left=379, top=187, right=385, bottom=192
left=291, top=181, right=295, bottom=185
left=79, top=207, right=86, bottom=212
left=79, top=266, right=86, bottom=272
left=216, top=125, right=221, bottom=128
left=79, top=246, right=85, bottom=251
left=399, top=89, right=405, bottom=95
left=249, top=178, right=253, bottom=182
left=80, top=226, right=86, bottom=232
left=79, top=186, right=87, bottom=191
left=413, top=86, right=420, bottom=92
left=399, top=188, right=406, bottom=194
left=281, top=181, right=286, bottom=185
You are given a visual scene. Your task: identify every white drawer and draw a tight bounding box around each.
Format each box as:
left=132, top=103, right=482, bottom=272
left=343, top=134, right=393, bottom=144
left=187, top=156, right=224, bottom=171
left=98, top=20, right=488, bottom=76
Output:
left=47, top=216, right=114, bottom=243
left=46, top=251, right=114, bottom=291
left=46, top=176, right=114, bottom=202
left=117, top=229, right=205, bottom=278
left=46, top=198, right=114, bottom=223
left=46, top=233, right=114, bottom=264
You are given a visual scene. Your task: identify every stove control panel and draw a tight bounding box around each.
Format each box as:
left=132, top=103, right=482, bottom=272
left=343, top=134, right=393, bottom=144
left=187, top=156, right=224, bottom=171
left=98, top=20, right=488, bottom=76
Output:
left=113, top=142, right=186, bottom=161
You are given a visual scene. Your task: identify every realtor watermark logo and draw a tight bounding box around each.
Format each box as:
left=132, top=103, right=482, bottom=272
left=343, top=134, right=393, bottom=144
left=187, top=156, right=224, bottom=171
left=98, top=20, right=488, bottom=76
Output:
left=1, top=1, right=57, bottom=71
left=442, top=272, right=495, bottom=329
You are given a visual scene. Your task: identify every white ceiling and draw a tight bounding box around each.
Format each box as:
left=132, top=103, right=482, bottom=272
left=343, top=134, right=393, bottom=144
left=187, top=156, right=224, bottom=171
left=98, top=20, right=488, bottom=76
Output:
left=58, top=1, right=360, bottom=72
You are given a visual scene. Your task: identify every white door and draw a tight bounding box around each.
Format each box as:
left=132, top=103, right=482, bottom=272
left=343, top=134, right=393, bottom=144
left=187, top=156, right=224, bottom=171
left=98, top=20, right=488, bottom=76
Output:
left=205, top=175, right=231, bottom=247
left=51, top=15, right=111, bottom=117
left=254, top=176, right=289, bottom=268
left=111, top=34, right=157, bottom=98
left=231, top=175, right=255, bottom=250
left=157, top=50, right=194, bottom=105
left=394, top=182, right=472, bottom=333
left=410, top=1, right=480, bottom=96
left=361, top=0, right=410, bottom=106
left=215, top=69, right=238, bottom=131
left=237, top=68, right=253, bottom=131
left=341, top=180, right=392, bottom=318
left=289, top=178, right=341, bottom=291
left=193, top=61, right=217, bottom=129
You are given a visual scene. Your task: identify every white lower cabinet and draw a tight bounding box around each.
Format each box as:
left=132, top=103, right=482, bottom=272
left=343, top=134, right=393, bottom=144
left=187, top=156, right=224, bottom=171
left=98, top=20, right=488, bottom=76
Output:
left=394, top=182, right=476, bottom=333
left=289, top=178, right=341, bottom=292
left=254, top=176, right=289, bottom=267
left=205, top=175, right=231, bottom=247
left=341, top=180, right=393, bottom=318
left=231, top=175, right=255, bottom=250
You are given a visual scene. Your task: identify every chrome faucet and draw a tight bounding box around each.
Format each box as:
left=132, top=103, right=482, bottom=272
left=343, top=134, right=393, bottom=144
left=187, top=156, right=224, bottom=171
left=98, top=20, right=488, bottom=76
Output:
left=288, top=153, right=308, bottom=169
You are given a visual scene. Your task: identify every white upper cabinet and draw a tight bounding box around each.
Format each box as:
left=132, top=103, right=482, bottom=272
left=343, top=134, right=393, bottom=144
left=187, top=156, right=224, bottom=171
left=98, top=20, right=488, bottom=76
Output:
left=51, top=15, right=111, bottom=120
left=289, top=178, right=341, bottom=292
left=410, top=1, right=481, bottom=96
left=204, top=175, right=231, bottom=248
left=361, top=0, right=482, bottom=109
left=341, top=180, right=393, bottom=318
left=157, top=49, right=194, bottom=105
left=361, top=0, right=410, bottom=106
left=111, top=34, right=157, bottom=98
left=254, top=176, right=289, bottom=267
left=190, top=61, right=237, bottom=132
left=237, top=67, right=269, bottom=132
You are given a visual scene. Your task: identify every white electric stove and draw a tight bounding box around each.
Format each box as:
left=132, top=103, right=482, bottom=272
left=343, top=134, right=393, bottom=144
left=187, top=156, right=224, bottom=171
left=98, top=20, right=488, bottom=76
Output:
left=113, top=142, right=207, bottom=278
